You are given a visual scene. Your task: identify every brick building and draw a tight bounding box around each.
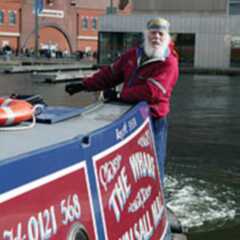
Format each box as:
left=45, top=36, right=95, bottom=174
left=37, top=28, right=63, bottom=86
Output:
left=0, top=0, right=131, bottom=55
left=0, top=0, right=21, bottom=51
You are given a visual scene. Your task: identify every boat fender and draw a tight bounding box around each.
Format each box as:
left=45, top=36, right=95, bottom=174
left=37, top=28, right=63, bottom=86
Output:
left=0, top=98, right=44, bottom=130
left=0, top=97, right=34, bottom=126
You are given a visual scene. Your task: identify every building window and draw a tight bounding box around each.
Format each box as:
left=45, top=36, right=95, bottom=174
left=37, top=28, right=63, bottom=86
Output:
left=229, top=0, right=240, bottom=15
left=82, top=17, right=88, bottom=30
left=9, top=11, right=16, bottom=25
left=174, top=33, right=195, bottom=66
left=92, top=17, right=97, bottom=31
left=0, top=10, right=4, bottom=24
left=98, top=32, right=142, bottom=64
left=230, top=36, right=240, bottom=66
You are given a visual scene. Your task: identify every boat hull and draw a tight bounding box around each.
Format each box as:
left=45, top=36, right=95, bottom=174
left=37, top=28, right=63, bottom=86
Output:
left=0, top=102, right=169, bottom=240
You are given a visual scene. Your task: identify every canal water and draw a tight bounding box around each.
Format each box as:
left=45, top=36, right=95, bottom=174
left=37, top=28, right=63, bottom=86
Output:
left=0, top=72, right=240, bottom=240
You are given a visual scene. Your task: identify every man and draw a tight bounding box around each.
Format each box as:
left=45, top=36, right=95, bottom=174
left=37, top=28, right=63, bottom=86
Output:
left=65, top=17, right=179, bottom=184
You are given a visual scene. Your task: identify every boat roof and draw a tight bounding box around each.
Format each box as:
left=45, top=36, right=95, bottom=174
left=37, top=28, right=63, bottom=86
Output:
left=0, top=102, right=131, bottom=162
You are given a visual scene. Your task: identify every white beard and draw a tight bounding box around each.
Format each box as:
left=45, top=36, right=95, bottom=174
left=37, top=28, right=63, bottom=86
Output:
left=143, top=32, right=171, bottom=60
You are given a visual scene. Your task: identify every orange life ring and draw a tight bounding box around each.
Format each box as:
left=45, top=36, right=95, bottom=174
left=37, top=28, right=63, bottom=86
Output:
left=0, top=98, right=34, bottom=126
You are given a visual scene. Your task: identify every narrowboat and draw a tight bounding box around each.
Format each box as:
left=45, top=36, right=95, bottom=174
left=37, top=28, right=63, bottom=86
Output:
left=0, top=98, right=186, bottom=240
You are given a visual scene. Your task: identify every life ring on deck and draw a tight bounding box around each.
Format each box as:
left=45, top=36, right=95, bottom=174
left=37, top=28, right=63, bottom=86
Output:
left=0, top=98, right=34, bottom=126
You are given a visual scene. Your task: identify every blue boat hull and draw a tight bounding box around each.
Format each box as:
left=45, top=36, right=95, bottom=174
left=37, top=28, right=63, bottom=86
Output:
left=0, top=102, right=170, bottom=240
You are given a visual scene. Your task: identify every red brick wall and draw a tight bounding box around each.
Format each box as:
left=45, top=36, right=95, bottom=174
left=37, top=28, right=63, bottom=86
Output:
left=76, top=5, right=132, bottom=53
left=0, top=1, right=21, bottom=50
left=0, top=36, right=18, bottom=50
left=21, top=0, right=77, bottom=52
left=77, top=9, right=105, bottom=52
left=0, top=0, right=132, bottom=53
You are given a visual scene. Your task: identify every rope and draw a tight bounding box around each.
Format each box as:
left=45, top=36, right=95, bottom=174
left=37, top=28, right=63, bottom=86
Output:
left=0, top=104, right=44, bottom=131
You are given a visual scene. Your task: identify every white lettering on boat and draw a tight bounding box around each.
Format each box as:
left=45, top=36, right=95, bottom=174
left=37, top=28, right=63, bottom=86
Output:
left=2, top=193, right=81, bottom=240
left=99, top=154, right=122, bottom=191
left=128, top=186, right=152, bottom=213
left=116, top=123, right=128, bottom=140
left=118, top=192, right=165, bottom=240
left=137, top=129, right=152, bottom=148
left=128, top=117, right=137, bottom=131
left=129, top=152, right=156, bottom=182
left=108, top=167, right=131, bottom=222
left=118, top=211, right=153, bottom=240
left=151, top=192, right=164, bottom=228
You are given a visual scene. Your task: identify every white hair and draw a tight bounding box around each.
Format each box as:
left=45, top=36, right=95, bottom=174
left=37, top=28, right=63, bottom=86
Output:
left=143, top=30, right=171, bottom=60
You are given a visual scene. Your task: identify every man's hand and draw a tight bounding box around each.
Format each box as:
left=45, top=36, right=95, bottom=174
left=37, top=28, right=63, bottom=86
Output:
left=103, top=88, right=120, bottom=101
left=65, top=82, right=86, bottom=95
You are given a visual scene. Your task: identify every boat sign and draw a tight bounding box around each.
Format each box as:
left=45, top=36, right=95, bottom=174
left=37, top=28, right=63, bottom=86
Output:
left=0, top=162, right=97, bottom=240
left=93, top=118, right=168, bottom=240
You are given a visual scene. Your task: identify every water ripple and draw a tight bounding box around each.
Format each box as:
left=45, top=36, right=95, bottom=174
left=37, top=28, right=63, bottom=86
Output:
left=164, top=175, right=238, bottom=232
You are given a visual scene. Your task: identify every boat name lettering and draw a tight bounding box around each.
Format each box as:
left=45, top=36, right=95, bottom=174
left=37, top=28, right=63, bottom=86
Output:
left=151, top=192, right=164, bottom=228
left=115, top=117, right=137, bottom=141
left=109, top=167, right=131, bottom=222
left=116, top=123, right=128, bottom=140
left=138, top=129, right=151, bottom=148
left=119, top=192, right=164, bottom=240
left=99, top=154, right=122, bottom=191
left=2, top=193, right=81, bottom=240
left=129, top=152, right=156, bottom=182
left=127, top=117, right=137, bottom=131
left=119, top=210, right=154, bottom=240
left=128, top=186, right=152, bottom=213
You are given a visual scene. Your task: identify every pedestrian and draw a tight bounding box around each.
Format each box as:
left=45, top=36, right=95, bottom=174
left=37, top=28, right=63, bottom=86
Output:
left=65, top=17, right=179, bottom=184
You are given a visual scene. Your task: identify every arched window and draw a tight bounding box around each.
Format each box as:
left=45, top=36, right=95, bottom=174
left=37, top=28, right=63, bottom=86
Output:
left=92, top=17, right=97, bottom=31
left=9, top=11, right=16, bottom=25
left=0, top=10, right=4, bottom=24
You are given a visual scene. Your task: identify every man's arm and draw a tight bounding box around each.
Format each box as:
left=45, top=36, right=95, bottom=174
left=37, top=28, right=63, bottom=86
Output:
left=65, top=53, right=127, bottom=95
left=83, top=50, right=131, bottom=91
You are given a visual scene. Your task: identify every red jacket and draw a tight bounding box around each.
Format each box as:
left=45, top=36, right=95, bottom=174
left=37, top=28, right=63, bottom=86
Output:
left=83, top=45, right=179, bottom=118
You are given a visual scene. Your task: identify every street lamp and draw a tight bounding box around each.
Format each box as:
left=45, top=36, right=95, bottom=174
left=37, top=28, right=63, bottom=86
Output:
left=107, top=0, right=116, bottom=14
left=110, top=0, right=113, bottom=14
left=34, top=0, right=40, bottom=57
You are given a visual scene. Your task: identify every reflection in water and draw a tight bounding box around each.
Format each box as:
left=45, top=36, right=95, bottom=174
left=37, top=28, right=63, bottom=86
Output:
left=0, top=73, right=97, bottom=107
left=1, top=73, right=240, bottom=239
